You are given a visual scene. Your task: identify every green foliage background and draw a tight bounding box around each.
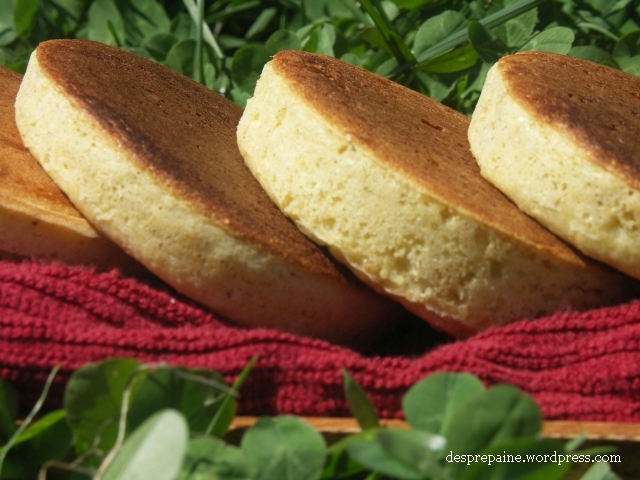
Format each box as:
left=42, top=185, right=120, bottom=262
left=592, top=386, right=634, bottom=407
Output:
left=1, top=0, right=639, bottom=114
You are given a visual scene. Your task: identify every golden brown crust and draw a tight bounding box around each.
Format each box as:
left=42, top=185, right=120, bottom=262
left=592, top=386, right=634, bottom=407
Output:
left=35, top=40, right=345, bottom=282
left=498, top=51, right=640, bottom=190
left=0, top=66, right=90, bottom=232
left=270, top=50, right=590, bottom=267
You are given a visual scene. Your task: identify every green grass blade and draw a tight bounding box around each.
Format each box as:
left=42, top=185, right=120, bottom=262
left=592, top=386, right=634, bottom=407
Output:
left=205, top=355, right=258, bottom=437
left=337, top=0, right=373, bottom=27
left=206, top=1, right=261, bottom=24
left=245, top=7, right=277, bottom=39
left=342, top=369, right=379, bottom=430
left=391, top=0, right=547, bottom=77
left=183, top=0, right=224, bottom=59
left=422, top=0, right=547, bottom=61
left=106, top=20, right=122, bottom=48
left=193, top=0, right=204, bottom=84
left=359, top=0, right=414, bottom=64
left=576, top=22, right=620, bottom=42
left=370, top=0, right=394, bottom=31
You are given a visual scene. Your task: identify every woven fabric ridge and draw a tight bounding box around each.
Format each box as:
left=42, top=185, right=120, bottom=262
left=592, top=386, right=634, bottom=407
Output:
left=1, top=260, right=640, bottom=422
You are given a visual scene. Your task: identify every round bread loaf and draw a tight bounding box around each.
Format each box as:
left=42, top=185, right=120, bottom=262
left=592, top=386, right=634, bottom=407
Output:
left=237, top=50, right=631, bottom=337
left=15, top=40, right=399, bottom=344
left=469, top=52, right=640, bottom=280
left=0, top=66, right=134, bottom=269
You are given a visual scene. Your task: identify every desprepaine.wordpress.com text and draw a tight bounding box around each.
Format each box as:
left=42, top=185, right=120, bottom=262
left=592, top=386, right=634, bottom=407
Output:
left=446, top=451, right=621, bottom=466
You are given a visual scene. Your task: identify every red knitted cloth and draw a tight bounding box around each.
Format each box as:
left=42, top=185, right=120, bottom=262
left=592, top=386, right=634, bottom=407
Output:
left=1, top=259, right=639, bottom=422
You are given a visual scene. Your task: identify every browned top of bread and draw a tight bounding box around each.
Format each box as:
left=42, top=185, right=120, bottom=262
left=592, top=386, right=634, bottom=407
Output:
left=498, top=51, right=640, bottom=189
left=35, top=40, right=346, bottom=281
left=270, top=50, right=587, bottom=265
left=0, top=66, right=89, bottom=229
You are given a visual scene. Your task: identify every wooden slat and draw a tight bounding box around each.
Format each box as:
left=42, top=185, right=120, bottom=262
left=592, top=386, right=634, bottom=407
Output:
left=229, top=417, right=640, bottom=441
left=541, top=421, right=640, bottom=441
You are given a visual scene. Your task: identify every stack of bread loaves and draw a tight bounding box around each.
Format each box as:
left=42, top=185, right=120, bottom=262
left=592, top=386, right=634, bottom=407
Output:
left=13, top=40, right=399, bottom=346
left=9, top=39, right=639, bottom=343
left=237, top=49, right=636, bottom=337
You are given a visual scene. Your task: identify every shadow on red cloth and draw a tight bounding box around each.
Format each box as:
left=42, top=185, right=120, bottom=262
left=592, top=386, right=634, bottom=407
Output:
left=1, top=259, right=639, bottom=422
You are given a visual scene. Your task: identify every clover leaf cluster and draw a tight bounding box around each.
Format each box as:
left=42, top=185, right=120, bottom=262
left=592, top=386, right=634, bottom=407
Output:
left=0, top=358, right=622, bottom=479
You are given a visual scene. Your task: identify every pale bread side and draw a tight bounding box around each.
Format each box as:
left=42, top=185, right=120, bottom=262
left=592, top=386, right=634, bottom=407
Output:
left=237, top=52, right=630, bottom=337
left=0, top=66, right=136, bottom=269
left=469, top=53, right=640, bottom=279
left=16, top=42, right=398, bottom=344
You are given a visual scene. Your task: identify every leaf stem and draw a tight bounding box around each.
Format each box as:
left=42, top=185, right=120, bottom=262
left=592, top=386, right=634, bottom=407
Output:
left=0, top=365, right=60, bottom=477
left=93, top=366, right=151, bottom=479
left=38, top=460, right=95, bottom=480
left=173, top=370, right=238, bottom=397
